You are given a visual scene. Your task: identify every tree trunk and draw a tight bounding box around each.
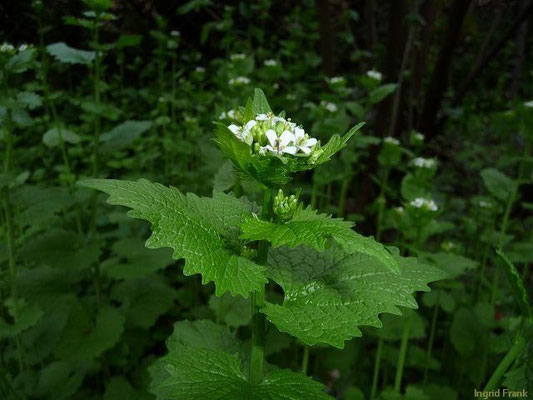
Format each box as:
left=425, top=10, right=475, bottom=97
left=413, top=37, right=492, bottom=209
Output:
left=418, top=0, right=472, bottom=138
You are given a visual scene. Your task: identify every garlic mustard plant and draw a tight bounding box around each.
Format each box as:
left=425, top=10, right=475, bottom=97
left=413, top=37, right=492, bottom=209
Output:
left=79, top=89, right=444, bottom=398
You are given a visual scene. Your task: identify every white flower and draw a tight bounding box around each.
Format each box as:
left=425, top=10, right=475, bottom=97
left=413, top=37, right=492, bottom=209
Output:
left=273, top=83, right=279, bottom=89
left=367, top=69, right=383, bottom=81
left=170, top=30, right=180, bottom=37
left=0, top=42, right=15, bottom=53
left=328, top=76, right=345, bottom=84
left=195, top=66, right=205, bottom=73
left=264, top=59, right=277, bottom=67
left=229, top=76, right=250, bottom=86
left=479, top=200, right=493, bottom=208
left=230, top=53, right=246, bottom=61
left=383, top=136, right=399, bottom=145
left=219, top=109, right=237, bottom=120
left=412, top=157, right=436, bottom=168
left=18, top=44, right=29, bottom=51
left=414, top=132, right=424, bottom=141
left=227, top=113, right=318, bottom=158
left=395, top=206, right=404, bottom=213
left=524, top=100, right=533, bottom=108
left=320, top=101, right=338, bottom=113
left=409, top=197, right=438, bottom=211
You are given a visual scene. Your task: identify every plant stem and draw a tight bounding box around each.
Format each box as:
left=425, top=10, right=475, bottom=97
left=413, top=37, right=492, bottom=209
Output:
left=249, top=188, right=273, bottom=385
left=484, top=334, right=525, bottom=391
left=394, top=313, right=412, bottom=393
left=423, top=292, right=440, bottom=384
left=301, top=346, right=310, bottom=375
left=370, top=336, right=384, bottom=399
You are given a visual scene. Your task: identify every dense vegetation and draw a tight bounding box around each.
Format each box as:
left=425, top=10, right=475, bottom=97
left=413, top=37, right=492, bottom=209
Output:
left=1, top=0, right=532, bottom=399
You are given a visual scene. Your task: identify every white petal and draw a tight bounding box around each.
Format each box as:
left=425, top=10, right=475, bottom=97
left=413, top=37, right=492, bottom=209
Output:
left=279, top=130, right=295, bottom=147
left=256, top=114, right=269, bottom=120
left=294, top=127, right=305, bottom=140
left=266, top=130, right=278, bottom=147
left=245, top=120, right=257, bottom=131
left=298, top=146, right=311, bottom=155
left=265, top=145, right=278, bottom=154
left=228, top=124, right=240, bottom=135
left=283, top=146, right=298, bottom=155
left=302, top=138, right=317, bottom=147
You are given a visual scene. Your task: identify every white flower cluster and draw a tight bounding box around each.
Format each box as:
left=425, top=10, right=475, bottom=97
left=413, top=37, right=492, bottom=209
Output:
left=227, top=113, right=318, bottom=157
left=328, top=76, right=345, bottom=84
left=479, top=200, right=493, bottom=208
left=414, top=132, right=424, bottom=141
left=409, top=197, right=438, bottom=211
left=170, top=30, right=180, bottom=37
left=230, top=53, right=246, bottom=61
left=412, top=157, right=437, bottom=169
left=395, top=206, right=404, bottom=213
left=195, top=66, right=205, bottom=73
left=1, top=42, right=32, bottom=54
left=219, top=109, right=237, bottom=120
left=524, top=100, right=533, bottom=108
left=229, top=76, right=250, bottom=86
left=264, top=59, right=278, bottom=67
left=320, top=101, right=338, bottom=113
left=383, top=136, right=400, bottom=145
left=367, top=69, right=383, bottom=81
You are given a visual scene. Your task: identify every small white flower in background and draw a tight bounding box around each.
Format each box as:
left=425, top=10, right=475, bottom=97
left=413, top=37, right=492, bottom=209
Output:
left=383, top=136, right=400, bottom=145
left=328, top=76, right=345, bottom=84
left=412, top=157, right=437, bottom=169
left=415, top=132, right=424, bottom=141
left=273, top=83, right=279, bottom=89
left=395, top=206, right=404, bottom=213
left=195, top=66, right=205, bottom=73
left=229, top=76, right=250, bottom=86
left=158, top=96, right=165, bottom=103
left=367, top=69, right=383, bottom=81
left=409, top=197, right=438, bottom=211
left=479, top=200, right=493, bottom=208
left=320, top=100, right=338, bottom=113
left=227, top=113, right=319, bottom=158
left=0, top=42, right=15, bottom=53
left=18, top=44, right=30, bottom=51
left=230, top=53, right=246, bottom=61
left=524, top=100, right=533, bottom=108
left=264, top=59, right=278, bottom=67
left=170, top=30, right=180, bottom=37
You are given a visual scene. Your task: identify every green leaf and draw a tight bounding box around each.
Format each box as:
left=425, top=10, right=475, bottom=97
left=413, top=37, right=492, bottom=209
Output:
left=35, top=361, right=88, bottom=400
left=55, top=305, right=125, bottom=361
left=149, top=320, right=332, bottom=399
left=450, top=308, right=485, bottom=357
left=241, top=206, right=399, bottom=273
left=112, top=277, right=176, bottom=329
left=421, top=252, right=477, bottom=279
left=369, top=83, right=397, bottom=104
left=0, top=300, right=43, bottom=338
left=496, top=248, right=532, bottom=318
left=78, top=179, right=267, bottom=297
left=16, top=91, right=42, bottom=109
left=252, top=88, right=272, bottom=115
left=46, top=42, right=95, bottom=65
left=481, top=168, right=515, bottom=202
left=5, top=49, right=35, bottom=73
left=42, top=127, right=81, bottom=147
left=102, top=238, right=172, bottom=279
left=104, top=377, right=152, bottom=400
left=100, top=120, right=152, bottom=153
left=262, top=245, right=444, bottom=347
left=209, top=293, right=251, bottom=328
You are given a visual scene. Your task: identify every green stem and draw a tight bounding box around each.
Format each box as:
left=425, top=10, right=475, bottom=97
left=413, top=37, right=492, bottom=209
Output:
left=484, top=334, right=525, bottom=391
left=310, top=175, right=319, bottom=210
left=249, top=188, right=273, bottom=385
left=490, top=183, right=518, bottom=306
left=301, top=346, right=310, bottom=375
left=394, top=313, right=412, bottom=393
left=423, top=293, right=440, bottom=384
left=370, top=337, right=384, bottom=400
